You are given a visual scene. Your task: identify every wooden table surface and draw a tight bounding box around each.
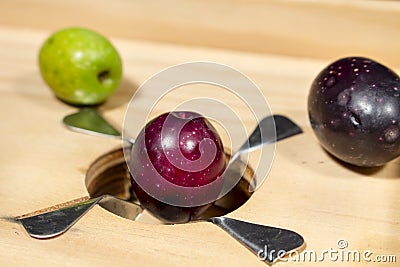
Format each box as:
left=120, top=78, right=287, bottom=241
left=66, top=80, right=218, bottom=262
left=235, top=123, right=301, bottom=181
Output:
left=0, top=1, right=399, bottom=266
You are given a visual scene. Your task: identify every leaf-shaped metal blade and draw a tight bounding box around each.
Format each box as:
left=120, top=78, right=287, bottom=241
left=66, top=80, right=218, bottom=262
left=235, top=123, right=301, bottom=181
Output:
left=63, top=107, right=121, bottom=138
left=210, top=217, right=304, bottom=265
left=239, top=115, right=303, bottom=155
left=274, top=114, right=303, bottom=142
left=17, top=195, right=143, bottom=239
left=18, top=197, right=101, bottom=239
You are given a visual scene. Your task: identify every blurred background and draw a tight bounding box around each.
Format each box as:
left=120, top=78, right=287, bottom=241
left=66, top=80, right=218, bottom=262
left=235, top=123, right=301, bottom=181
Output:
left=1, top=0, right=400, bottom=67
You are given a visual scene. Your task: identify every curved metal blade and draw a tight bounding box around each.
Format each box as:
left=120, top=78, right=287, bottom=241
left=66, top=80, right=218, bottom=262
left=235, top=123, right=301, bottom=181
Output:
left=17, top=195, right=143, bottom=239
left=17, top=197, right=102, bottom=239
left=237, top=114, right=303, bottom=156
left=210, top=217, right=304, bottom=265
left=63, top=107, right=121, bottom=138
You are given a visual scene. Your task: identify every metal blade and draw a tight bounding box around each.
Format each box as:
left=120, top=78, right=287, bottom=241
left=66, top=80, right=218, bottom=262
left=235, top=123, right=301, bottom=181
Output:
left=210, top=217, right=304, bottom=265
left=63, top=108, right=121, bottom=138
left=238, top=115, right=302, bottom=155
left=17, top=195, right=143, bottom=239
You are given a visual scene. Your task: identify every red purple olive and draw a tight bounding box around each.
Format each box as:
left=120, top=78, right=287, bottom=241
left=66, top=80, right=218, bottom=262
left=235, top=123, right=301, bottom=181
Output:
left=308, top=57, right=400, bottom=167
left=129, top=111, right=226, bottom=223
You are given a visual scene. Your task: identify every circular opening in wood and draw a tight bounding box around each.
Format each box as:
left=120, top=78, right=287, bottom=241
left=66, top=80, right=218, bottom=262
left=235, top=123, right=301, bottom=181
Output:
left=85, top=147, right=254, bottom=221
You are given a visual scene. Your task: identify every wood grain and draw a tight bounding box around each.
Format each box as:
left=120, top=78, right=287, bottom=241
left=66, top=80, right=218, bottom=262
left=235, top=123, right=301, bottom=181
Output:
left=0, top=1, right=399, bottom=266
left=0, top=0, right=400, bottom=66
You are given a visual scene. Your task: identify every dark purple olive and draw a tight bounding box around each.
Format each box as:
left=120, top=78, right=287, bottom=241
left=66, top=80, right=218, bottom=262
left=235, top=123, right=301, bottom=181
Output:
left=129, top=111, right=226, bottom=223
left=308, top=57, right=400, bottom=167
